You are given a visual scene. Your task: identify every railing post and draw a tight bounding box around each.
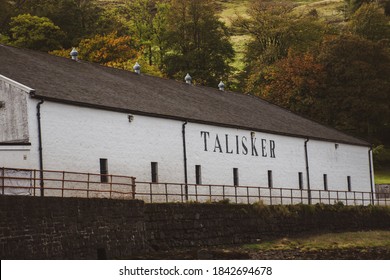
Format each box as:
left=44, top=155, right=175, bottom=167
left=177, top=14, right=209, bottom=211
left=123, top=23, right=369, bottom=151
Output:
left=33, top=169, right=36, bottom=196
left=328, top=191, right=331, bottom=205
left=181, top=184, right=184, bottom=203
left=209, top=185, right=212, bottom=202
left=195, top=184, right=198, bottom=202
left=269, top=188, right=272, bottom=205
left=61, top=171, right=65, bottom=198
left=87, top=173, right=90, bottom=198
left=247, top=187, right=249, bottom=204
left=235, top=185, right=237, bottom=204
left=131, top=177, right=136, bottom=200
left=165, top=183, right=168, bottom=203
left=1, top=167, right=5, bottom=195
left=258, top=187, right=261, bottom=201
left=280, top=188, right=283, bottom=205
left=149, top=183, right=153, bottom=203
left=39, top=168, right=44, bottom=197
left=223, top=185, right=225, bottom=200
left=291, top=189, right=293, bottom=205
left=109, top=175, right=113, bottom=199
left=354, top=191, right=356, bottom=206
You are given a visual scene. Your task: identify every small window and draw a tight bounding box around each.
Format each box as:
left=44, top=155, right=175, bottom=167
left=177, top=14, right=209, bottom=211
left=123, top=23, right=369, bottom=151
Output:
left=347, top=176, right=351, bottom=192
left=195, top=165, right=202, bottom=185
left=151, top=162, right=158, bottom=183
left=268, top=170, right=273, bottom=188
left=323, top=174, right=328, bottom=191
left=233, top=168, right=239, bottom=186
left=100, top=158, right=108, bottom=183
left=298, top=172, right=303, bottom=190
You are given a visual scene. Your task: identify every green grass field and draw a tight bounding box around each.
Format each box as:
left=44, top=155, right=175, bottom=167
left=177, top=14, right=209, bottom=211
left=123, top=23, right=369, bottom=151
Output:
left=375, top=166, right=390, bottom=184
left=244, top=230, right=390, bottom=251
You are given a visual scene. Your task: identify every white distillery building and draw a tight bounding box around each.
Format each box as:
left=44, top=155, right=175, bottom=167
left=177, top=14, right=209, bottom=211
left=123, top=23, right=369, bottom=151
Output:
left=0, top=45, right=374, bottom=204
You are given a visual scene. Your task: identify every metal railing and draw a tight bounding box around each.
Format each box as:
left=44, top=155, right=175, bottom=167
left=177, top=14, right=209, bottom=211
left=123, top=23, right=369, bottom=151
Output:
left=1, top=167, right=389, bottom=206
left=134, top=181, right=389, bottom=206
left=0, top=167, right=135, bottom=199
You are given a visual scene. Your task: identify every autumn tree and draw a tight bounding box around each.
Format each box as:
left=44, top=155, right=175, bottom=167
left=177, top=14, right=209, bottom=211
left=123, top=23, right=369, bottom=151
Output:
left=0, top=0, right=29, bottom=32
left=258, top=52, right=326, bottom=119
left=236, top=0, right=327, bottom=93
left=162, top=0, right=234, bottom=87
left=348, top=3, right=390, bottom=42
left=318, top=35, right=390, bottom=143
left=344, top=0, right=390, bottom=16
left=18, top=0, right=104, bottom=47
left=124, top=0, right=170, bottom=67
left=75, top=32, right=139, bottom=67
left=8, top=14, right=64, bottom=51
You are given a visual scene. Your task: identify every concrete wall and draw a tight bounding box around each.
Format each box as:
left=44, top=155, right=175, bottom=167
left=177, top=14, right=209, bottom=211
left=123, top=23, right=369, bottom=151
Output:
left=0, top=79, right=29, bottom=143
left=0, top=78, right=32, bottom=169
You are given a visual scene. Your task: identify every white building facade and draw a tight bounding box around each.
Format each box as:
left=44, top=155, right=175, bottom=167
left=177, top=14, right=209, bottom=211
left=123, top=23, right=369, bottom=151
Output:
left=0, top=45, right=374, bottom=204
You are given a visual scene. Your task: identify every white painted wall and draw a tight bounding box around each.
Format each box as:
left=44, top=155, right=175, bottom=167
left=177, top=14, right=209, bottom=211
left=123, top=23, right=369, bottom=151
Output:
left=308, top=140, right=371, bottom=192
left=186, top=123, right=307, bottom=189
left=37, top=101, right=184, bottom=183
left=1, top=93, right=373, bottom=203
left=0, top=146, right=31, bottom=168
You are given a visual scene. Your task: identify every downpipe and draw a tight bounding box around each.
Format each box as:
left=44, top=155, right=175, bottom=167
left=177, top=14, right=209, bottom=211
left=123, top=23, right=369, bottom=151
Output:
left=304, top=138, right=311, bottom=205
left=182, top=121, right=188, bottom=201
left=368, top=147, right=374, bottom=204
left=37, top=100, right=45, bottom=197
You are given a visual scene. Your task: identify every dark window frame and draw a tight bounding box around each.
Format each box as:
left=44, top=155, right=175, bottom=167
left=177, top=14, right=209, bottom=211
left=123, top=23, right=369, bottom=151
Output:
left=151, top=162, right=158, bottom=183
left=298, top=172, right=303, bottom=190
left=100, top=158, right=108, bottom=183
left=347, top=176, right=352, bottom=192
left=323, top=174, right=328, bottom=191
left=195, top=165, right=202, bottom=185
left=233, top=168, right=239, bottom=186
left=268, top=170, right=273, bottom=188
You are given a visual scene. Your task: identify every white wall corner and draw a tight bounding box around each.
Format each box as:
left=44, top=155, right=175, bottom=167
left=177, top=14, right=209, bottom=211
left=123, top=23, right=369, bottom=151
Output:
left=0, top=74, right=35, bottom=94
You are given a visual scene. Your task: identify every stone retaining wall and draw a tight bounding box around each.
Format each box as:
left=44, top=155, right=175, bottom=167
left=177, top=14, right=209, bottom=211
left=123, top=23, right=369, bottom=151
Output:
left=1, top=196, right=390, bottom=259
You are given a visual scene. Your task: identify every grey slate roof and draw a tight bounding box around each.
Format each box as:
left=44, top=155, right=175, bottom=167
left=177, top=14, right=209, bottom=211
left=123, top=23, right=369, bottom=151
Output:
left=0, top=44, right=369, bottom=146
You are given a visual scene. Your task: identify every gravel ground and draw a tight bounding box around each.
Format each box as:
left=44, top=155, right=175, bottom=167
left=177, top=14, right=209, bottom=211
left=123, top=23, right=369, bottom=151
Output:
left=133, top=246, right=390, bottom=260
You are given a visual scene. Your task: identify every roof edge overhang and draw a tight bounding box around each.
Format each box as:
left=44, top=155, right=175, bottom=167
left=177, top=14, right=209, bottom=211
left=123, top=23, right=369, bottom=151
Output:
left=0, top=141, right=31, bottom=146
left=0, top=74, right=35, bottom=94
left=30, top=94, right=371, bottom=148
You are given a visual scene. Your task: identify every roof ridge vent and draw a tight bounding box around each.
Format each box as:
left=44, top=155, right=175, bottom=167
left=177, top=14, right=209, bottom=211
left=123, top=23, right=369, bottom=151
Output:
left=185, top=73, right=192, bottom=84
left=133, top=62, right=141, bottom=74
left=70, top=47, right=78, bottom=61
left=218, top=81, right=225, bottom=91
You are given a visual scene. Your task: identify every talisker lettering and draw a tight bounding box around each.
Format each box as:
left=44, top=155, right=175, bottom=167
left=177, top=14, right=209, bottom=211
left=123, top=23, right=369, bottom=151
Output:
left=200, top=131, right=276, bottom=158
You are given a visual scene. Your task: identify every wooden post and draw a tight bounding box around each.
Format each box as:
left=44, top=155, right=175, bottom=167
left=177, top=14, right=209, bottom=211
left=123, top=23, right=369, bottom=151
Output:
left=61, top=171, right=65, bottom=197
left=1, top=167, right=4, bottom=195
left=131, top=177, right=136, bottom=200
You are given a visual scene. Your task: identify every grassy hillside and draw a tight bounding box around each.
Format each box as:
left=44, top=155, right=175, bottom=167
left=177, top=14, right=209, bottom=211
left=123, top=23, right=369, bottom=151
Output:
left=97, top=0, right=347, bottom=70
left=216, top=0, right=346, bottom=71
